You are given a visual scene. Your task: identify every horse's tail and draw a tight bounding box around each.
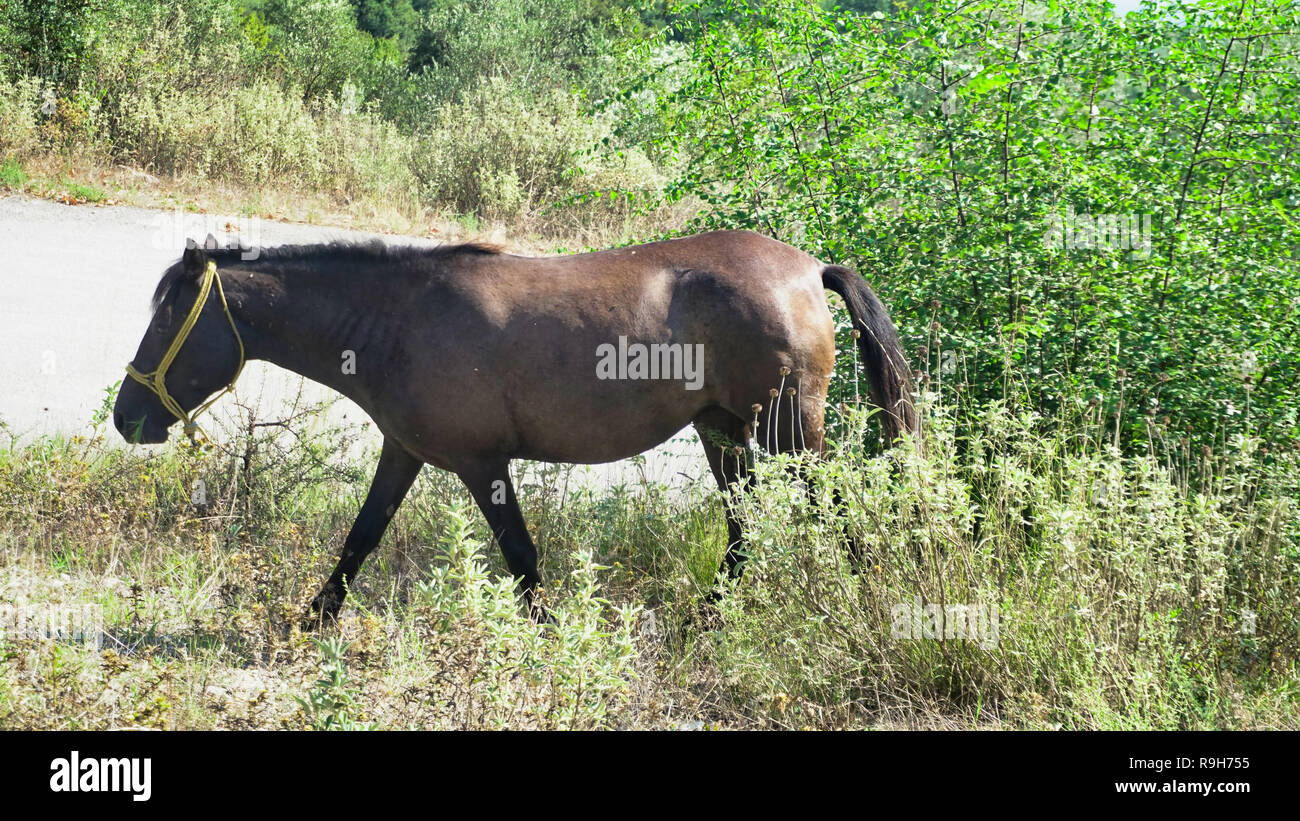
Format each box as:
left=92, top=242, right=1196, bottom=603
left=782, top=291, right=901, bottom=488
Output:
left=821, top=264, right=919, bottom=443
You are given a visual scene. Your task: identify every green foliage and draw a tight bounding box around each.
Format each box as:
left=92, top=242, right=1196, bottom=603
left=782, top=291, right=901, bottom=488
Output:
left=409, top=0, right=642, bottom=99
left=0, top=0, right=658, bottom=221
left=645, top=0, right=1300, bottom=450
left=0, top=0, right=104, bottom=86
left=0, top=156, right=26, bottom=186
left=1, top=387, right=1295, bottom=728
left=63, top=178, right=104, bottom=201
left=295, top=637, right=374, bottom=730
left=404, top=501, right=641, bottom=729
left=243, top=0, right=399, bottom=101
left=410, top=75, right=663, bottom=227
left=0, top=75, right=43, bottom=157
left=352, top=0, right=419, bottom=50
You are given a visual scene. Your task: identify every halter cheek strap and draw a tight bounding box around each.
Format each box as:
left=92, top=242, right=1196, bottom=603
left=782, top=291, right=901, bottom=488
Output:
left=125, top=260, right=246, bottom=443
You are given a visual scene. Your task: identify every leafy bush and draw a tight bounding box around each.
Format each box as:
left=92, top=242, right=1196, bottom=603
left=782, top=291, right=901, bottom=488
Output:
left=0, top=0, right=672, bottom=233
left=410, top=75, right=663, bottom=228
left=244, top=0, right=401, bottom=102
left=0, top=75, right=41, bottom=157
left=408, top=0, right=642, bottom=102
left=394, top=501, right=641, bottom=729
left=0, top=0, right=104, bottom=86
left=646, top=0, right=1300, bottom=450
left=2, top=378, right=1296, bottom=728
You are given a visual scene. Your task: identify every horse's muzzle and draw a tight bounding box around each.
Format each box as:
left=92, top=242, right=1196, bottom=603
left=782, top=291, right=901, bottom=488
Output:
left=113, top=408, right=169, bottom=444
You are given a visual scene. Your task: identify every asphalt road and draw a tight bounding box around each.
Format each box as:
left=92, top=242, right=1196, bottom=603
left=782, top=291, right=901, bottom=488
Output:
left=0, top=194, right=706, bottom=489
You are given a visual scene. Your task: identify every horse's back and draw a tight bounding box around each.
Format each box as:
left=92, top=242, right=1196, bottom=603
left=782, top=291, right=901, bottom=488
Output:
left=565, top=229, right=820, bottom=284
left=477, top=229, right=826, bottom=322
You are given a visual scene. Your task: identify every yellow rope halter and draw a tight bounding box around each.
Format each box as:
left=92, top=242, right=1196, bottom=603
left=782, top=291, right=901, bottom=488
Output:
left=125, top=259, right=245, bottom=443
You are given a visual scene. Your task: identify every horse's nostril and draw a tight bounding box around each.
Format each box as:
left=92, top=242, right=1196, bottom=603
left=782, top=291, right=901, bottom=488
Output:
left=113, top=411, right=124, bottom=431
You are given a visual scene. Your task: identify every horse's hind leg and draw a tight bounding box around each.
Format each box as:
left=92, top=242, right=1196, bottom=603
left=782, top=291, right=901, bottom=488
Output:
left=794, top=397, right=869, bottom=571
left=309, top=437, right=423, bottom=625
left=759, top=388, right=868, bottom=571
left=694, top=407, right=753, bottom=581
left=458, top=459, right=545, bottom=619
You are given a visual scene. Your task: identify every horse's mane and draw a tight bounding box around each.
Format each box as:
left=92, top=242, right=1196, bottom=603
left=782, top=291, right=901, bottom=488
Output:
left=150, top=240, right=502, bottom=310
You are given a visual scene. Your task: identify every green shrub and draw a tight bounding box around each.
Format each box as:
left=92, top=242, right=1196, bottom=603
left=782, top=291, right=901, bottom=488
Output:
left=316, top=100, right=418, bottom=204
left=0, top=0, right=102, bottom=86
left=410, top=75, right=663, bottom=228
left=0, top=76, right=42, bottom=157
left=1, top=382, right=1295, bottom=729
left=0, top=0, right=668, bottom=233
left=394, top=501, right=641, bottom=729
left=409, top=0, right=642, bottom=102
left=710, top=394, right=1300, bottom=728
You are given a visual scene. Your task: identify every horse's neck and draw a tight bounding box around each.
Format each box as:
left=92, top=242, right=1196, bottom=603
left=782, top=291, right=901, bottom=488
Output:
left=228, top=267, right=388, bottom=406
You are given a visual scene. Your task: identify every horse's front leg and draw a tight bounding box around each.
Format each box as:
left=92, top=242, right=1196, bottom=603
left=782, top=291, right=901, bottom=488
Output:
left=307, top=437, right=423, bottom=626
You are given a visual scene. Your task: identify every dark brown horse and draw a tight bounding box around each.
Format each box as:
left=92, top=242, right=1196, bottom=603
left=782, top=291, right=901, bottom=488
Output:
left=113, top=230, right=916, bottom=622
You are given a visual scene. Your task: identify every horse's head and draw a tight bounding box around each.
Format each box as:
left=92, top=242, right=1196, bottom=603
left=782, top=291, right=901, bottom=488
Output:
left=114, top=239, right=245, bottom=444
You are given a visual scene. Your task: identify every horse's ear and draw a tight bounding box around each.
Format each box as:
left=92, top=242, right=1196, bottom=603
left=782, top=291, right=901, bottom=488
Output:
left=182, top=239, right=208, bottom=275
left=203, top=233, right=220, bottom=251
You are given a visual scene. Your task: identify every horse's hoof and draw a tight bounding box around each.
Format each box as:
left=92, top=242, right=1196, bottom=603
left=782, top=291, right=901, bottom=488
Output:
left=679, top=593, right=724, bottom=633
left=529, top=603, right=557, bottom=626
left=304, top=589, right=343, bottom=630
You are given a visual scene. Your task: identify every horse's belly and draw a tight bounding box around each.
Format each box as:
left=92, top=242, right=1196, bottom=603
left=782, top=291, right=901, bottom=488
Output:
left=505, top=385, right=701, bottom=464
left=513, top=413, right=692, bottom=465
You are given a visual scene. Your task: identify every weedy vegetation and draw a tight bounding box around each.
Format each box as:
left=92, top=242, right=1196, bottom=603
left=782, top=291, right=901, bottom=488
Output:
left=0, top=376, right=1295, bottom=730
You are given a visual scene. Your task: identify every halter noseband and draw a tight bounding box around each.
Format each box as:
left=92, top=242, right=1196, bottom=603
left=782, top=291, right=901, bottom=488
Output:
left=125, top=259, right=246, bottom=442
